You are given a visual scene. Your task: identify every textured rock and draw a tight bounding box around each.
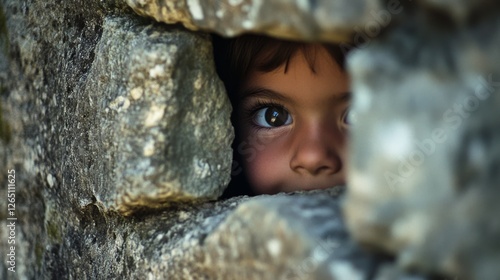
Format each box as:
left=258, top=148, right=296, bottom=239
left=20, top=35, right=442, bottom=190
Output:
left=36, top=189, right=384, bottom=279
left=418, top=0, right=498, bottom=22
left=1, top=0, right=233, bottom=216
left=345, top=2, right=500, bottom=279
left=0, top=0, right=119, bottom=277
left=126, top=0, right=383, bottom=43
left=164, top=189, right=385, bottom=280
left=0, top=0, right=231, bottom=277
left=87, top=16, right=233, bottom=214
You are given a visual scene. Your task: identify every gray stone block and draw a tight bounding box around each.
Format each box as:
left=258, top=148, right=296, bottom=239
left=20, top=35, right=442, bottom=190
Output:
left=86, top=16, right=233, bottom=214
left=345, top=4, right=500, bottom=279
left=125, top=0, right=382, bottom=43
left=97, top=189, right=379, bottom=279
left=1, top=2, right=233, bottom=216
left=33, top=189, right=383, bottom=279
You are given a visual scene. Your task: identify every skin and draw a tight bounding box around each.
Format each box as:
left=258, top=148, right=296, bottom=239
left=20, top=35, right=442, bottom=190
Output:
left=237, top=45, right=350, bottom=194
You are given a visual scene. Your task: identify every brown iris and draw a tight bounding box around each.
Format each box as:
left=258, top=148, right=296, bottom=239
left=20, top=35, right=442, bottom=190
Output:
left=264, top=106, right=289, bottom=127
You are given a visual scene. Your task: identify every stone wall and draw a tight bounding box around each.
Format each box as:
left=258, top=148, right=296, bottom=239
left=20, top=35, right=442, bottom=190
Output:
left=0, top=0, right=499, bottom=279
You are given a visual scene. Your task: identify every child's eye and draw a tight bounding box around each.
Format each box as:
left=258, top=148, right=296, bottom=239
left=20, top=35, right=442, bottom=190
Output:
left=254, top=106, right=292, bottom=128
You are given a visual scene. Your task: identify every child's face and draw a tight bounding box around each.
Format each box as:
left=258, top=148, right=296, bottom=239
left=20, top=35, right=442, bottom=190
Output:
left=236, top=45, right=350, bottom=194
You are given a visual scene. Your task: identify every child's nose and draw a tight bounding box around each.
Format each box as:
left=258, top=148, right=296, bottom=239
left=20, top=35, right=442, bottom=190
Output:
left=289, top=124, right=343, bottom=176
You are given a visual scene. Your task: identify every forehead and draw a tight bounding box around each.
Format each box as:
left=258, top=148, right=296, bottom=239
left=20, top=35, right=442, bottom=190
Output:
left=241, top=47, right=349, bottom=107
left=251, top=46, right=345, bottom=83
left=252, top=44, right=329, bottom=74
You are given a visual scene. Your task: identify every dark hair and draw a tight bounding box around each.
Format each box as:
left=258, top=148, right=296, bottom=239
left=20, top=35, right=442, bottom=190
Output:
left=213, top=34, right=350, bottom=101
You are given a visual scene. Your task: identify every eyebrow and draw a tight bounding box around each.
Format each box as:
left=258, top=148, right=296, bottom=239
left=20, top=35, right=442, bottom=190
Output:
left=240, top=87, right=351, bottom=104
left=240, top=87, right=292, bottom=103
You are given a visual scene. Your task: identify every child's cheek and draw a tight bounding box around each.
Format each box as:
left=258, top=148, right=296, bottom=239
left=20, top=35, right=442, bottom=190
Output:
left=244, top=139, right=289, bottom=194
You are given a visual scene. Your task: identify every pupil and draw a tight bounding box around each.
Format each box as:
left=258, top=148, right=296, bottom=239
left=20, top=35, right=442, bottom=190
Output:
left=265, top=107, right=287, bottom=127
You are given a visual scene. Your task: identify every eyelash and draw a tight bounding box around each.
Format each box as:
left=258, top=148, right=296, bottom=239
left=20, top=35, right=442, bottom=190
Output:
left=243, top=101, right=352, bottom=130
left=244, top=100, right=289, bottom=131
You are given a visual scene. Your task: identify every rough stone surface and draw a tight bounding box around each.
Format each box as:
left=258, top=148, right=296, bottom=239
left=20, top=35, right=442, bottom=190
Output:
left=126, top=0, right=383, bottom=43
left=160, top=189, right=384, bottom=280
left=0, top=0, right=233, bottom=217
left=87, top=16, right=233, bottom=214
left=0, top=0, right=129, bottom=277
left=345, top=1, right=500, bottom=279
left=418, top=0, right=498, bottom=22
